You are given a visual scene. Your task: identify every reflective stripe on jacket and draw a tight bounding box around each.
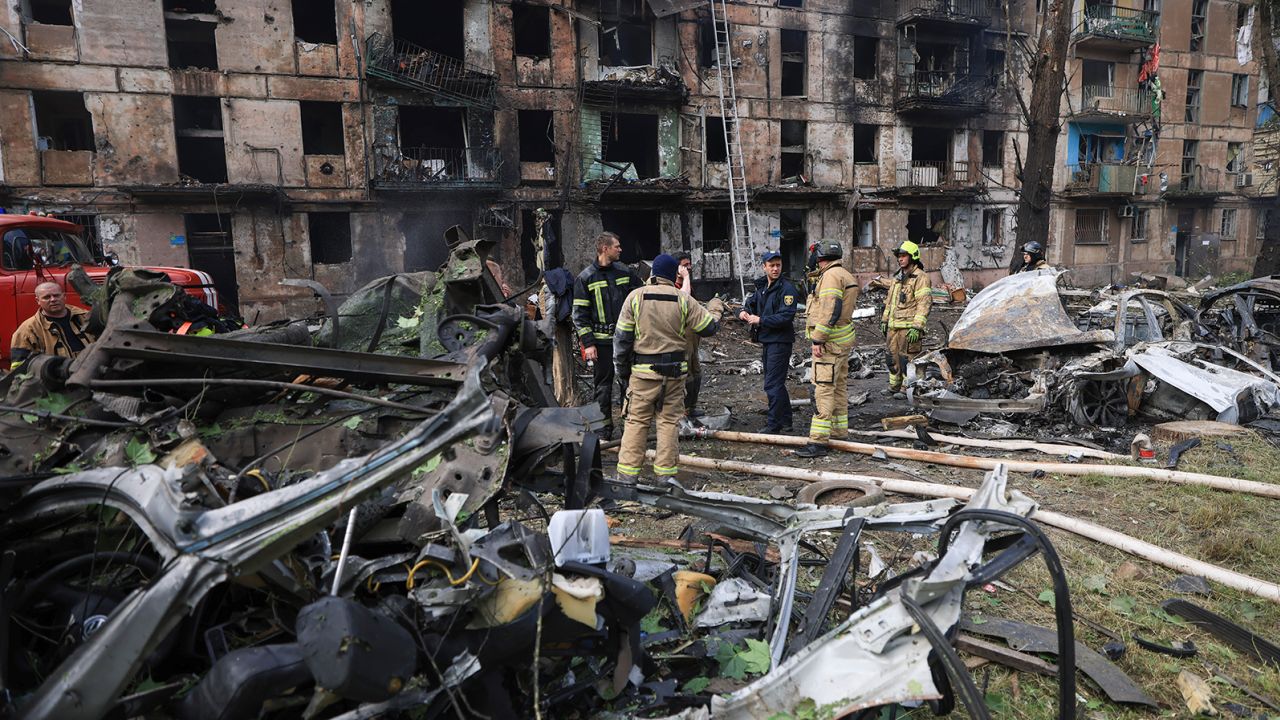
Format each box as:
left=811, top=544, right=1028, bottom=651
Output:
left=882, top=266, right=932, bottom=330
left=615, top=278, right=720, bottom=379
left=805, top=261, right=857, bottom=346
left=572, top=261, right=642, bottom=346
left=9, top=306, right=95, bottom=370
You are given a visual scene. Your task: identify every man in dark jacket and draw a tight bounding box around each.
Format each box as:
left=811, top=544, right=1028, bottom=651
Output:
left=573, top=231, right=643, bottom=439
left=739, top=251, right=799, bottom=433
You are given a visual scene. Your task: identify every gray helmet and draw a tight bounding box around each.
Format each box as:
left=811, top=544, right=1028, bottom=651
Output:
left=814, top=240, right=843, bottom=260
left=1022, top=240, right=1045, bottom=265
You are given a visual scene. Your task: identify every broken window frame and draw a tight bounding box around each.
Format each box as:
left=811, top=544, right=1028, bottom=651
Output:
left=165, top=13, right=219, bottom=71
left=173, top=95, right=228, bottom=184
left=852, top=35, right=877, bottom=81
left=982, top=130, right=1004, bottom=168
left=300, top=101, right=345, bottom=156
left=1073, top=208, right=1109, bottom=245
left=1190, top=0, right=1207, bottom=52
left=779, top=208, right=808, bottom=272
left=511, top=3, right=552, bottom=59
left=1185, top=69, right=1202, bottom=123
left=291, top=0, right=338, bottom=45
left=907, top=207, right=948, bottom=245
left=1231, top=73, right=1250, bottom=107
left=780, top=28, right=807, bottom=98
left=1226, top=142, right=1244, bottom=175
left=1181, top=139, right=1199, bottom=188
left=1130, top=207, right=1148, bottom=242
left=982, top=208, right=1003, bottom=246
left=705, top=116, right=729, bottom=164
left=1081, top=59, right=1115, bottom=98
left=854, top=208, right=875, bottom=248
left=702, top=207, right=732, bottom=253
left=31, top=90, right=95, bottom=152
left=309, top=211, right=353, bottom=264
left=780, top=119, right=806, bottom=180
left=598, top=2, right=653, bottom=68
left=698, top=18, right=725, bottom=68
left=1220, top=207, right=1238, bottom=240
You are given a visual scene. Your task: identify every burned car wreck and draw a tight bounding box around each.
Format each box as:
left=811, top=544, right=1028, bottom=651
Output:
left=0, top=234, right=1094, bottom=719
left=909, top=270, right=1280, bottom=429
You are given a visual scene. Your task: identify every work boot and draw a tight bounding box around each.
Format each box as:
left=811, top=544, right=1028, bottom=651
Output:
left=880, top=387, right=901, bottom=398
left=794, top=443, right=829, bottom=458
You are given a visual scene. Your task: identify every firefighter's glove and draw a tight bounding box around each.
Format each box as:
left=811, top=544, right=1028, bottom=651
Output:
left=880, top=321, right=889, bottom=337
left=907, top=328, right=922, bottom=344
left=706, top=297, right=727, bottom=319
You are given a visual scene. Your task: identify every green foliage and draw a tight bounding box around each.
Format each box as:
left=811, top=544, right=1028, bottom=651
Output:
left=716, top=638, right=771, bottom=680
left=125, top=436, right=156, bottom=466
left=682, top=676, right=710, bottom=694
left=1082, top=574, right=1108, bottom=594
left=1037, top=589, right=1056, bottom=610
left=1109, top=595, right=1137, bottom=615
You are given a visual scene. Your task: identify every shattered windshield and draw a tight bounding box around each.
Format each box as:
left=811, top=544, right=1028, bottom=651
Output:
left=1, top=227, right=95, bottom=270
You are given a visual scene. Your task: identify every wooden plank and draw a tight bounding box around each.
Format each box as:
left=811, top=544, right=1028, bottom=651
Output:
left=956, top=634, right=1058, bottom=676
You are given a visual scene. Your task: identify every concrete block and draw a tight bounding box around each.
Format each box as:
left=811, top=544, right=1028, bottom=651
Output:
left=216, top=0, right=295, bottom=74
left=224, top=98, right=304, bottom=186
left=117, top=68, right=174, bottom=94
left=78, top=0, right=167, bottom=67
left=305, top=154, right=347, bottom=187
left=296, top=41, right=339, bottom=77
left=86, top=93, right=180, bottom=185
left=267, top=76, right=359, bottom=102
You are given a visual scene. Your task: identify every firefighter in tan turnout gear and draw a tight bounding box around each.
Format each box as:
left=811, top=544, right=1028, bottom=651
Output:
left=614, top=254, right=725, bottom=481
left=881, top=240, right=933, bottom=396
left=796, top=241, right=858, bottom=458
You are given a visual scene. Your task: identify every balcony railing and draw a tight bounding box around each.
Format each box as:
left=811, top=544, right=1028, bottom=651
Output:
left=1065, top=163, right=1139, bottom=194
left=371, top=144, right=500, bottom=189
left=897, top=0, right=990, bottom=26
left=365, top=32, right=496, bottom=108
left=896, top=160, right=973, bottom=188
left=895, top=68, right=992, bottom=113
left=1072, top=85, right=1154, bottom=118
left=1073, top=5, right=1158, bottom=45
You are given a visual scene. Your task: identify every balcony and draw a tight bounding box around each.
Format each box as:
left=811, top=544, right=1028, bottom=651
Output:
left=895, top=160, right=978, bottom=195
left=1069, top=86, right=1154, bottom=122
left=895, top=69, right=992, bottom=116
left=1063, top=163, right=1139, bottom=196
left=1167, top=166, right=1228, bottom=201
left=365, top=32, right=496, bottom=108
left=370, top=144, right=501, bottom=191
left=583, top=65, right=688, bottom=105
left=896, top=0, right=991, bottom=30
left=1073, top=5, right=1158, bottom=49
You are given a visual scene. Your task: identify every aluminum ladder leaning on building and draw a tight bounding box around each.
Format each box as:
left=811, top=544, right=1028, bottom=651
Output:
left=710, top=0, right=755, bottom=300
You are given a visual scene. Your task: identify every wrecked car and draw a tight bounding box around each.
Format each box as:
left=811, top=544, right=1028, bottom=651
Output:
left=909, top=269, right=1280, bottom=428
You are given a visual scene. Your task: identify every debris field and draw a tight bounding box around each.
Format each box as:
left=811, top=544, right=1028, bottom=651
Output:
left=1, top=244, right=1279, bottom=720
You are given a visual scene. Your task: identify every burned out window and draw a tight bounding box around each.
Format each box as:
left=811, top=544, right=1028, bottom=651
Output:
left=1220, top=208, right=1238, bottom=239
left=982, top=130, right=1003, bottom=168
left=854, top=208, right=875, bottom=248
left=599, top=2, right=652, bottom=67
left=1074, top=208, right=1108, bottom=245
left=309, top=212, right=352, bottom=264
left=518, top=109, right=555, bottom=163
left=779, top=209, right=807, bottom=274
left=986, top=49, right=1005, bottom=86
left=1190, top=0, right=1207, bottom=51
left=291, top=0, right=336, bottom=44
left=602, top=112, right=659, bottom=179
left=391, top=0, right=463, bottom=59
left=1081, top=60, right=1114, bottom=96
left=699, top=18, right=726, bottom=68
left=1185, top=70, right=1202, bottom=123
left=702, top=208, right=731, bottom=253
left=907, top=208, right=948, bottom=245
left=853, top=124, right=877, bottom=163
left=780, top=29, right=806, bottom=97
left=27, top=0, right=73, bottom=25
left=1227, top=142, right=1244, bottom=174
left=165, top=16, right=218, bottom=70
left=512, top=3, right=551, bottom=58
left=780, top=119, right=805, bottom=180
left=600, top=209, right=659, bottom=263
left=300, top=101, right=344, bottom=155
left=173, top=95, right=227, bottom=183
left=852, top=36, right=877, bottom=80
left=705, top=116, right=730, bottom=163
left=399, top=105, right=466, bottom=151
left=32, top=91, right=94, bottom=151
left=1181, top=139, right=1199, bottom=188
left=1130, top=207, right=1148, bottom=242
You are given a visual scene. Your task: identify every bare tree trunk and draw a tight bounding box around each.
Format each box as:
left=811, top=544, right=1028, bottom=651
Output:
left=1013, top=0, right=1073, bottom=267
left=1256, top=0, right=1280, bottom=106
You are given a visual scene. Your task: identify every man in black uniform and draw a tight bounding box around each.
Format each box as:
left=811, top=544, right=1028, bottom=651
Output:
left=573, top=231, right=642, bottom=439
left=739, top=251, right=799, bottom=433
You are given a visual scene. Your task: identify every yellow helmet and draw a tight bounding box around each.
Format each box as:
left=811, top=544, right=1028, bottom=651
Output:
left=893, top=240, right=921, bottom=262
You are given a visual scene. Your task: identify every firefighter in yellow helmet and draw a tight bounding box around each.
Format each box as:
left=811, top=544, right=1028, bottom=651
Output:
left=880, top=240, right=932, bottom=396
left=796, top=241, right=858, bottom=458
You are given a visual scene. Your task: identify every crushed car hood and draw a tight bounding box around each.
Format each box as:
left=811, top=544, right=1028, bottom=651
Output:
left=948, top=269, right=1114, bottom=353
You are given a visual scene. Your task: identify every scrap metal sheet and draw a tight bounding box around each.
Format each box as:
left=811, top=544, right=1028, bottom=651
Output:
left=1127, top=346, right=1280, bottom=423
left=948, top=269, right=1114, bottom=353
left=646, top=0, right=704, bottom=17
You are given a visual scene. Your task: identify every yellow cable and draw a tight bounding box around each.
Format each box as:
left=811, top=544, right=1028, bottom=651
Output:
left=406, top=558, right=480, bottom=589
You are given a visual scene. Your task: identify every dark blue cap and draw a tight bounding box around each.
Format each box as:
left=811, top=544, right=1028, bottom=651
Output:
left=652, top=253, right=678, bottom=281
left=762, top=251, right=782, bottom=263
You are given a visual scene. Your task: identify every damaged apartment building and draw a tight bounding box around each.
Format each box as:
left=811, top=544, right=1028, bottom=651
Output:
left=0, top=0, right=1266, bottom=319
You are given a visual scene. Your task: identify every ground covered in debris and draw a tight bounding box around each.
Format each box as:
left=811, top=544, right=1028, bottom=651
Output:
left=4, top=253, right=1280, bottom=720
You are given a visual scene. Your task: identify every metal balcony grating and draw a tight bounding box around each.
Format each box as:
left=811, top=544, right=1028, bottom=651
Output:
left=365, top=32, right=496, bottom=108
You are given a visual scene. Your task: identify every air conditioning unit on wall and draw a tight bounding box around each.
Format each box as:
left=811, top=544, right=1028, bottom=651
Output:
left=1236, top=173, right=1254, bottom=188
left=1118, top=205, right=1136, bottom=218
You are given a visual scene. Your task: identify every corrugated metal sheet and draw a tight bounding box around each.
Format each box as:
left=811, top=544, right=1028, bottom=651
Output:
left=645, top=0, right=703, bottom=18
